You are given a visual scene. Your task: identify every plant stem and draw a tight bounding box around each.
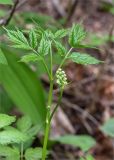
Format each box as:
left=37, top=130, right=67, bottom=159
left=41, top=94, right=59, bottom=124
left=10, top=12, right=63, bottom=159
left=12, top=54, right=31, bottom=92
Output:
left=20, top=143, right=23, bottom=160
left=58, top=47, right=73, bottom=69
left=50, top=42, right=53, bottom=79
left=42, top=119, right=50, bottom=160
left=53, top=47, right=73, bottom=81
left=42, top=58, right=51, bottom=80
left=49, top=87, right=64, bottom=122
left=31, top=48, right=51, bottom=80
left=42, top=80, right=53, bottom=160
left=42, top=41, right=54, bottom=160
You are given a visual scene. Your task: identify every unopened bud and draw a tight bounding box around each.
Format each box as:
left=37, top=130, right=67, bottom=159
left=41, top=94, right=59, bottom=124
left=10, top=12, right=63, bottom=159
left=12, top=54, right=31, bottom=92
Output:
left=56, top=68, right=68, bottom=87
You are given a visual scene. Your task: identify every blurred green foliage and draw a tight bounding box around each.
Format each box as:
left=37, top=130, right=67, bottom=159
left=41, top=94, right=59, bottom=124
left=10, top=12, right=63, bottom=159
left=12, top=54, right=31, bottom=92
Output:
left=0, top=48, right=46, bottom=124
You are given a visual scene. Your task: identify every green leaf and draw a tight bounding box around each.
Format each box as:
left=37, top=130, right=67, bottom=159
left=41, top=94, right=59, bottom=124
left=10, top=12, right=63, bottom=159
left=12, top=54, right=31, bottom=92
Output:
left=45, top=30, right=55, bottom=39
left=74, top=44, right=98, bottom=49
left=25, top=148, right=43, bottom=160
left=0, top=146, right=20, bottom=160
left=21, top=124, right=43, bottom=150
left=0, top=0, right=13, bottom=5
left=5, top=29, right=30, bottom=50
left=0, top=129, right=28, bottom=144
left=6, top=29, right=27, bottom=44
left=29, top=30, right=37, bottom=49
left=100, top=118, right=114, bottom=137
left=16, top=30, right=28, bottom=44
left=20, top=54, right=41, bottom=63
left=69, top=24, right=86, bottom=47
left=4, top=126, right=18, bottom=131
left=0, top=49, right=8, bottom=65
left=0, top=49, right=46, bottom=125
left=80, top=154, right=95, bottom=160
left=11, top=44, right=31, bottom=50
left=38, top=36, right=50, bottom=56
left=55, top=41, right=67, bottom=56
left=68, top=52, right=102, bottom=65
left=16, top=116, right=32, bottom=133
left=0, top=114, right=16, bottom=129
left=0, top=88, right=13, bottom=113
left=54, top=29, right=68, bottom=39
left=56, top=135, right=96, bottom=151
left=27, top=124, right=42, bottom=137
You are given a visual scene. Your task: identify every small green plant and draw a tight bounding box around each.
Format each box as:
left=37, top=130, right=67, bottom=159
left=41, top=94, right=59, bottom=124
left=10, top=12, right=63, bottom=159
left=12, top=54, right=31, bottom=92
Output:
left=100, top=118, right=114, bottom=137
left=100, top=0, right=114, bottom=15
left=4, top=23, right=102, bottom=160
left=0, top=113, right=45, bottom=160
left=0, top=0, right=13, bottom=5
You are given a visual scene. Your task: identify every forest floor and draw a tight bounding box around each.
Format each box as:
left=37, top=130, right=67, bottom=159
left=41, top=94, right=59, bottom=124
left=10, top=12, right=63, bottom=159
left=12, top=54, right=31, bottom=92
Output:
left=9, top=0, right=114, bottom=159
left=27, top=1, right=114, bottom=160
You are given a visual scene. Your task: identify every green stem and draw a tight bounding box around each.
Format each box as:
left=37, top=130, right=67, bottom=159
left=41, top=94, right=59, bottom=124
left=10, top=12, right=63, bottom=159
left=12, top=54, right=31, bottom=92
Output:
left=58, top=47, right=73, bottom=69
left=20, top=143, right=23, bottom=160
left=42, top=119, right=50, bottom=160
left=53, top=47, right=73, bottom=81
left=49, top=87, right=64, bottom=122
left=42, top=80, right=53, bottom=160
left=42, top=42, right=54, bottom=160
left=42, top=58, right=51, bottom=80
left=31, top=48, right=51, bottom=79
left=50, top=42, right=53, bottom=79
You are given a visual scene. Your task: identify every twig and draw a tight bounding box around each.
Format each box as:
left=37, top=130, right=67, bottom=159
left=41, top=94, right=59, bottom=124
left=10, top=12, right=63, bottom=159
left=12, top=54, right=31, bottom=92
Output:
left=51, top=0, right=66, bottom=18
left=58, top=97, right=99, bottom=134
left=54, top=97, right=99, bottom=127
left=0, top=0, right=19, bottom=26
left=16, top=0, right=27, bottom=10
left=64, top=0, right=79, bottom=26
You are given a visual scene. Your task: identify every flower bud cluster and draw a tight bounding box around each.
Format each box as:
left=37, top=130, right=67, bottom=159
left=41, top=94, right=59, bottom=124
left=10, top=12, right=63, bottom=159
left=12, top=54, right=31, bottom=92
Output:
left=56, top=68, right=68, bottom=87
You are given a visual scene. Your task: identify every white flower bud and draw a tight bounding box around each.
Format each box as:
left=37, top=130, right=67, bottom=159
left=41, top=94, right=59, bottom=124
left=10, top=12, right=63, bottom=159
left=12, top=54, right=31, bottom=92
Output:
left=56, top=68, right=68, bottom=87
